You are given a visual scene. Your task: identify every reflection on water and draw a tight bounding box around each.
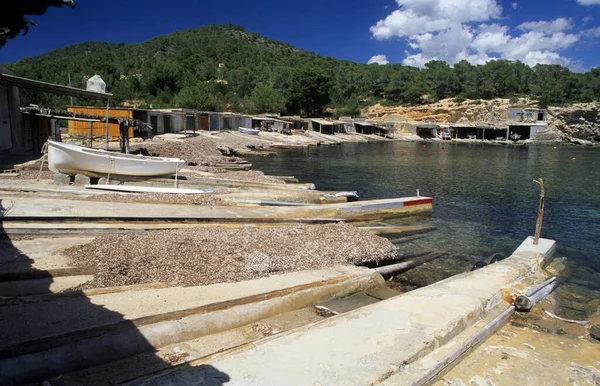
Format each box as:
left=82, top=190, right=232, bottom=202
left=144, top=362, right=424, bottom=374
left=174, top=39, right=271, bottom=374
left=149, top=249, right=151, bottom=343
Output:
left=252, top=141, right=600, bottom=318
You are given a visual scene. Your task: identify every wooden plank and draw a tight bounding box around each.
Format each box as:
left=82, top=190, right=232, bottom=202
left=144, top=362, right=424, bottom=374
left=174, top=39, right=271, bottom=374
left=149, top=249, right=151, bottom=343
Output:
left=360, top=224, right=436, bottom=236
left=0, top=267, right=95, bottom=282
left=0, top=273, right=360, bottom=359
left=0, top=282, right=172, bottom=307
left=85, top=185, right=213, bottom=194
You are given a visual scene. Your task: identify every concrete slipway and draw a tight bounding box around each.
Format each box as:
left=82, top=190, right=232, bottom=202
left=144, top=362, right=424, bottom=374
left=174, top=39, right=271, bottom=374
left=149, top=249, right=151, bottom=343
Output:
left=131, top=237, right=556, bottom=386
left=1, top=196, right=433, bottom=222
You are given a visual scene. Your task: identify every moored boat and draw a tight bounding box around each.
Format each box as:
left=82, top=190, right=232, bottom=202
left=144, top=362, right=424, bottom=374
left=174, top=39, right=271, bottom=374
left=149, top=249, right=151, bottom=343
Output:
left=47, top=140, right=186, bottom=177
left=239, top=126, right=260, bottom=136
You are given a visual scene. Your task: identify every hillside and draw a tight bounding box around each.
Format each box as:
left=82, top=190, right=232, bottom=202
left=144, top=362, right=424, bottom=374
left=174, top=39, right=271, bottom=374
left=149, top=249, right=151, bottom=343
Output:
left=4, top=24, right=600, bottom=121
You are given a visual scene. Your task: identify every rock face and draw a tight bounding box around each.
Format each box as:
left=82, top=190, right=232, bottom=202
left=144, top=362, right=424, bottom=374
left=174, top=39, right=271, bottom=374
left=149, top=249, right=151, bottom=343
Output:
left=365, top=98, right=538, bottom=123
left=366, top=98, right=600, bottom=143
left=547, top=102, right=600, bottom=142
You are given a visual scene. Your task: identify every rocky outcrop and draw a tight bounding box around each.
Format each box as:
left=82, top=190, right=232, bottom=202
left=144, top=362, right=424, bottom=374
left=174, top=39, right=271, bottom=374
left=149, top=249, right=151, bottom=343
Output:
left=366, top=98, right=600, bottom=143
left=547, top=102, right=600, bottom=142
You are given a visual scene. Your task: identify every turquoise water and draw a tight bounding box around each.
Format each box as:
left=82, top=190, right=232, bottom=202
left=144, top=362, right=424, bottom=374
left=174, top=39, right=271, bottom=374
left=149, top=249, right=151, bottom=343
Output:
left=251, top=142, right=600, bottom=318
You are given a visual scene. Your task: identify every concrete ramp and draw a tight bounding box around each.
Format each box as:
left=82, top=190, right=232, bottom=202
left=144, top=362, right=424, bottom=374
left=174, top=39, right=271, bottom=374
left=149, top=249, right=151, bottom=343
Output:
left=133, top=237, right=555, bottom=386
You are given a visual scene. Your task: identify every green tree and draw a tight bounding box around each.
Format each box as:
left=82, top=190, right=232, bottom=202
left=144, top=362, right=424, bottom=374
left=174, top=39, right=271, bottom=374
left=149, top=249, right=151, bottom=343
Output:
left=244, top=83, right=286, bottom=114
left=287, top=67, right=331, bottom=116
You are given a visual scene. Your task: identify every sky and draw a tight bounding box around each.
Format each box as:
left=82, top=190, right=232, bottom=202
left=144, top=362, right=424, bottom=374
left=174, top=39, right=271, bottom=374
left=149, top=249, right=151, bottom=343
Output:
left=1, top=0, right=599, bottom=71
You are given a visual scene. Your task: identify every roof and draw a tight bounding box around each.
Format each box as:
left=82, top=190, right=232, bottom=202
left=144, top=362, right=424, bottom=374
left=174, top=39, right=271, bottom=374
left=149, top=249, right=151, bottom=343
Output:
left=311, top=119, right=334, bottom=125
left=1, top=74, right=112, bottom=101
left=251, top=116, right=287, bottom=123
left=0, top=66, right=15, bottom=76
left=413, top=123, right=440, bottom=129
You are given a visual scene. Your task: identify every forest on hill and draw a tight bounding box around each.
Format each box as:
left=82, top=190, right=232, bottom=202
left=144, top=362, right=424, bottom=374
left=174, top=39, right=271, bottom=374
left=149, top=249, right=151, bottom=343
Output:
left=4, top=24, right=600, bottom=116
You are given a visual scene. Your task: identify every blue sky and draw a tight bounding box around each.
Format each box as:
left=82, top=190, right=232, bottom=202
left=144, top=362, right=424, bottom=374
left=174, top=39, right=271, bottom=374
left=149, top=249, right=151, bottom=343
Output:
left=1, top=0, right=599, bottom=71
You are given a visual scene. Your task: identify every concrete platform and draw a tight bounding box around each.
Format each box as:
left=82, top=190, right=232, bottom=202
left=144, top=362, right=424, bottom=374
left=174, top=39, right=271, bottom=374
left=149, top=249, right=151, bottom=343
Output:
left=133, top=237, right=556, bottom=386
left=0, top=266, right=383, bottom=384
left=1, top=196, right=433, bottom=222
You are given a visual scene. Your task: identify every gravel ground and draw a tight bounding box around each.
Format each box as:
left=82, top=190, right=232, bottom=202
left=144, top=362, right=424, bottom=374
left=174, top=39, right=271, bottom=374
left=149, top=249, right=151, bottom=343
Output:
left=84, top=192, right=224, bottom=206
left=66, top=223, right=396, bottom=288
left=13, top=170, right=55, bottom=180
left=132, top=136, right=245, bottom=166
left=181, top=167, right=285, bottom=184
left=215, top=171, right=286, bottom=185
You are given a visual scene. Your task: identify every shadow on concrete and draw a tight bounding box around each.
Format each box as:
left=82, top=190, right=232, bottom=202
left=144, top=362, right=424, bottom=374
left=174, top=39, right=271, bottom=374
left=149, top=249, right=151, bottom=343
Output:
left=0, top=199, right=230, bottom=385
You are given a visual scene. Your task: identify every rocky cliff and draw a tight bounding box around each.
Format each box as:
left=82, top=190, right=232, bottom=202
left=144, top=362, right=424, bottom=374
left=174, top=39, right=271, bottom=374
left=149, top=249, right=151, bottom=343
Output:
left=366, top=98, right=600, bottom=143
left=547, top=102, right=600, bottom=142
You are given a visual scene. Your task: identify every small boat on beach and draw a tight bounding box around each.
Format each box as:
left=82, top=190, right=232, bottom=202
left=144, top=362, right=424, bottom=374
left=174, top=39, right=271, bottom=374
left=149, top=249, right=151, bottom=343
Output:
left=239, top=127, right=260, bottom=136
left=47, top=140, right=186, bottom=177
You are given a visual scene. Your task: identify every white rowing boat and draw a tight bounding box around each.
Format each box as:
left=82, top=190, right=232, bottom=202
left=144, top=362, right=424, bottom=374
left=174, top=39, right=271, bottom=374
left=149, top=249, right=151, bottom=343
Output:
left=85, top=185, right=213, bottom=194
left=238, top=126, right=260, bottom=135
left=48, top=140, right=186, bottom=177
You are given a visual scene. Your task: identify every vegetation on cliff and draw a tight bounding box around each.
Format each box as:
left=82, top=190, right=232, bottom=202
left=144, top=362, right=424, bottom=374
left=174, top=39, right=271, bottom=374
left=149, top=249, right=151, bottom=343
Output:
left=5, top=24, right=600, bottom=115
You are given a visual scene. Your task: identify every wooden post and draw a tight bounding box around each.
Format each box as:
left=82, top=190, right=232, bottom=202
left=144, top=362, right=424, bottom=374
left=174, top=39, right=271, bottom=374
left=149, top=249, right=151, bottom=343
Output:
left=533, top=178, right=545, bottom=245
left=88, top=121, right=93, bottom=148
left=119, top=122, right=130, bottom=154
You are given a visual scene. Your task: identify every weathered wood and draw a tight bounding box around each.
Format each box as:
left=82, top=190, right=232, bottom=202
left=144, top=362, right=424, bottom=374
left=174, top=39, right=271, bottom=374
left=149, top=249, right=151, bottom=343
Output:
left=411, top=276, right=565, bottom=386
left=0, top=282, right=172, bottom=307
left=360, top=224, right=436, bottom=237
left=0, top=267, right=95, bottom=282
left=410, top=306, right=516, bottom=386
left=0, top=273, right=361, bottom=360
left=533, top=178, right=545, bottom=245
left=372, top=251, right=448, bottom=276
left=388, top=234, right=426, bottom=244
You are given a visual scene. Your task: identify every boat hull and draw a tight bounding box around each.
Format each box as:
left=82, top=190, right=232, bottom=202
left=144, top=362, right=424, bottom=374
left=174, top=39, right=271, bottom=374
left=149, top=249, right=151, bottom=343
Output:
left=48, top=141, right=186, bottom=177
left=239, top=127, right=260, bottom=135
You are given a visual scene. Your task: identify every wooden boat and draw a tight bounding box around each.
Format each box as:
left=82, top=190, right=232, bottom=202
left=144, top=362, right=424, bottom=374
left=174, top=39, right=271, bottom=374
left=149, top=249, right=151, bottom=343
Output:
left=48, top=140, right=186, bottom=177
left=238, top=126, right=260, bottom=136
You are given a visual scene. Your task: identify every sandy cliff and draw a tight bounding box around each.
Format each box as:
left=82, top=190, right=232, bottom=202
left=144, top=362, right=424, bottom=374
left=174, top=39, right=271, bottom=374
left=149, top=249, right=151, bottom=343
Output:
left=365, top=98, right=600, bottom=143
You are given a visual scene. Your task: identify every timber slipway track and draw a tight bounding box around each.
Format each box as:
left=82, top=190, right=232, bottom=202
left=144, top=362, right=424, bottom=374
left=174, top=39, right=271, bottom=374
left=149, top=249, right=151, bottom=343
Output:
left=0, top=194, right=562, bottom=385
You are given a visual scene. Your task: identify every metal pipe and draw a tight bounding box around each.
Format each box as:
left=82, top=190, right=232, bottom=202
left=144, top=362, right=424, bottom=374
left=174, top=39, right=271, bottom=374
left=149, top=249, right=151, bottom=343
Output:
left=515, top=276, right=565, bottom=312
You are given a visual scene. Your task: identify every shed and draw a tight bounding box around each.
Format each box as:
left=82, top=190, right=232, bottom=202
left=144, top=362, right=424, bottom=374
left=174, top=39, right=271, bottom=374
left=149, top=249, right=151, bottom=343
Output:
left=310, top=119, right=345, bottom=134
left=67, top=106, right=133, bottom=138
left=0, top=68, right=111, bottom=156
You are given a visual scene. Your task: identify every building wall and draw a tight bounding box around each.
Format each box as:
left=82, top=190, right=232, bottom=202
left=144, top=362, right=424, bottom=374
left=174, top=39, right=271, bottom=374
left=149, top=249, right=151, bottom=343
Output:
left=0, top=85, right=13, bottom=151
left=0, top=83, right=26, bottom=155
left=67, top=107, right=133, bottom=138
left=21, top=114, right=50, bottom=154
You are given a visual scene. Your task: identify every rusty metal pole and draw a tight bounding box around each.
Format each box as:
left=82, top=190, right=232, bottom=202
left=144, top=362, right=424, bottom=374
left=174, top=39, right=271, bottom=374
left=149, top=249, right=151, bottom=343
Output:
left=533, top=178, right=545, bottom=245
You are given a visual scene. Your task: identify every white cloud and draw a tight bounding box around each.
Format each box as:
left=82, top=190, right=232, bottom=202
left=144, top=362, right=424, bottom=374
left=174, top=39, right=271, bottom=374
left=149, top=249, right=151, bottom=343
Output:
left=582, top=27, right=600, bottom=37
left=370, top=0, right=587, bottom=69
left=577, top=0, right=600, bottom=5
left=370, top=0, right=501, bottom=39
left=367, top=55, right=390, bottom=65
left=511, top=2, right=518, bottom=9
left=517, top=18, right=573, bottom=33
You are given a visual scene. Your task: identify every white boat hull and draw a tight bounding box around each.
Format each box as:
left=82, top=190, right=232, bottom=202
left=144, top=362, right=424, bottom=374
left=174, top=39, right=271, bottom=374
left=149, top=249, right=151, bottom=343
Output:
left=48, top=140, right=186, bottom=177
left=238, top=126, right=260, bottom=135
